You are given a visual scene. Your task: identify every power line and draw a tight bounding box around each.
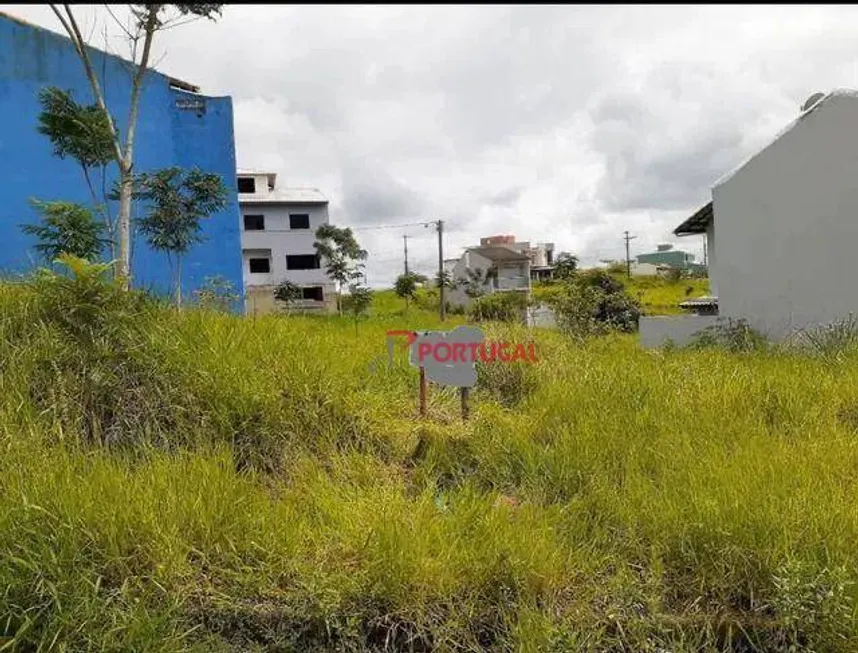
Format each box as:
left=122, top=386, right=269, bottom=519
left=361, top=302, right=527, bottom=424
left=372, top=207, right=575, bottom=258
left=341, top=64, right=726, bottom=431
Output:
left=351, top=220, right=435, bottom=232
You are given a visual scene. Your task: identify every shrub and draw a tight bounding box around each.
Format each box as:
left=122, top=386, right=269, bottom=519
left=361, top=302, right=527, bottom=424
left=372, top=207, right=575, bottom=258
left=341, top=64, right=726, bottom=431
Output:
left=273, top=279, right=302, bottom=313
left=26, top=255, right=186, bottom=446
left=606, top=261, right=627, bottom=275
left=469, top=291, right=529, bottom=323
left=21, top=200, right=108, bottom=263
left=663, top=266, right=683, bottom=283
left=688, top=318, right=768, bottom=353
left=549, top=269, right=641, bottom=338
left=788, top=314, right=858, bottom=361
left=194, top=275, right=240, bottom=313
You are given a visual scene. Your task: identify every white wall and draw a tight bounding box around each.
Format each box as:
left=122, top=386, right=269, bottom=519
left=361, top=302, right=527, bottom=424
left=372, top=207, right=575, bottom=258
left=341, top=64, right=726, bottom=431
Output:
left=631, top=262, right=661, bottom=276
left=639, top=316, right=720, bottom=348
left=714, top=94, right=858, bottom=340
left=240, top=202, right=332, bottom=291
left=705, top=219, right=717, bottom=297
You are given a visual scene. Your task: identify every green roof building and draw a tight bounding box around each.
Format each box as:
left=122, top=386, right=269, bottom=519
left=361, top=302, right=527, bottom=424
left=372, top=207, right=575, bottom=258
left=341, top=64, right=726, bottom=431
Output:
left=636, top=243, right=704, bottom=271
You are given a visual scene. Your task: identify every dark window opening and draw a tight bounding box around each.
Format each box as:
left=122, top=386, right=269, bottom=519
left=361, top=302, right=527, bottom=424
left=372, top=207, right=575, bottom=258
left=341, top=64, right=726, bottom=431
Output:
left=244, top=214, right=265, bottom=230
left=286, top=254, right=320, bottom=270
left=301, top=286, right=324, bottom=301
left=249, top=257, right=270, bottom=274
left=289, top=213, right=310, bottom=230
left=237, top=177, right=256, bottom=193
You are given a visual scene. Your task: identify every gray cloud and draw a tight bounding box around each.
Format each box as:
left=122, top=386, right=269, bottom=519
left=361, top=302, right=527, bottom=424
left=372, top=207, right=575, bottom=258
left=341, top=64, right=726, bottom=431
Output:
left=8, top=4, right=858, bottom=286
left=486, top=187, right=525, bottom=208
left=339, top=156, right=426, bottom=224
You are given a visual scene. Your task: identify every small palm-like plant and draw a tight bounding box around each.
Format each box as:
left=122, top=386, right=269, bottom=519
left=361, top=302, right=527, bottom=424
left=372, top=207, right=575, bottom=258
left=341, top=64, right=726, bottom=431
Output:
left=22, top=200, right=108, bottom=263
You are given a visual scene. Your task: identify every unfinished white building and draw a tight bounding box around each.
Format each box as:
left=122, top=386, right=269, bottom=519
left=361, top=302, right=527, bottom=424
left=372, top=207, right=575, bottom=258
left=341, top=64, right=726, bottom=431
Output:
left=237, top=170, right=335, bottom=314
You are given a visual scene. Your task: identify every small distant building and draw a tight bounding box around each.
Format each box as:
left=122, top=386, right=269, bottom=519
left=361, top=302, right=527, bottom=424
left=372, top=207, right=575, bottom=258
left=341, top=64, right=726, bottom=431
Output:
left=446, top=234, right=533, bottom=310
left=636, top=243, right=703, bottom=271
left=237, top=169, right=336, bottom=315
left=476, top=235, right=556, bottom=281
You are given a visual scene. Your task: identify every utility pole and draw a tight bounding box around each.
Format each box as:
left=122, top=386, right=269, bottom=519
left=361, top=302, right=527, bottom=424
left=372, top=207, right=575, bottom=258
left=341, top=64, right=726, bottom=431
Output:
left=702, top=234, right=708, bottom=267
left=437, top=219, right=446, bottom=322
left=403, top=235, right=409, bottom=275
left=623, top=230, right=637, bottom=279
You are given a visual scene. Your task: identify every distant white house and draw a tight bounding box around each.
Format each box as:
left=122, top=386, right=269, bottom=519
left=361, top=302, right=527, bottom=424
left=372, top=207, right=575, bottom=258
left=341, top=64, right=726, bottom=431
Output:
left=237, top=169, right=335, bottom=314
left=641, top=89, right=858, bottom=346
left=447, top=244, right=530, bottom=309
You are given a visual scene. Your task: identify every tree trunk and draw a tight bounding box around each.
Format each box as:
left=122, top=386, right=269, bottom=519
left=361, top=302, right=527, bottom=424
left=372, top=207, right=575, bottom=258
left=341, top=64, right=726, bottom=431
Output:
left=97, top=164, right=116, bottom=263
left=175, top=255, right=183, bottom=309
left=115, top=168, right=133, bottom=288
left=50, top=4, right=159, bottom=292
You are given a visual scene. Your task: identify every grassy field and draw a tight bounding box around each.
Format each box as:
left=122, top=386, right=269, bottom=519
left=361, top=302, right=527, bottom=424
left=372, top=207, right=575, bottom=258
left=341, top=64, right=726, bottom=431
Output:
left=532, top=273, right=710, bottom=316
left=2, top=270, right=858, bottom=652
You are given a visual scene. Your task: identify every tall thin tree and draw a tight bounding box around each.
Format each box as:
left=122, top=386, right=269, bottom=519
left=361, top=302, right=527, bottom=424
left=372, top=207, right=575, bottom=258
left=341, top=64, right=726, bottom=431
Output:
left=313, top=224, right=368, bottom=315
left=48, top=4, right=224, bottom=288
left=133, top=166, right=227, bottom=307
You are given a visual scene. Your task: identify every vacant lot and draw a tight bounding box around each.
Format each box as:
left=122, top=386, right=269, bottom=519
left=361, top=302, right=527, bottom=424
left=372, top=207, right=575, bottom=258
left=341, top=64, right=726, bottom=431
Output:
left=1, top=274, right=856, bottom=652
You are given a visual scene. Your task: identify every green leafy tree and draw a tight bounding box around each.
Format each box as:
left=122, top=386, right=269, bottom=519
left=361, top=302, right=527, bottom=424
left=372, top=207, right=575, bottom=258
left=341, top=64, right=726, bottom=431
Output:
left=458, top=266, right=498, bottom=299
left=343, top=282, right=373, bottom=335
left=549, top=268, right=641, bottom=338
left=456, top=266, right=499, bottom=321
left=394, top=271, right=428, bottom=311
left=133, top=167, right=228, bottom=307
left=49, top=4, right=224, bottom=288
left=435, top=269, right=457, bottom=290
left=274, top=279, right=302, bottom=314
left=313, top=224, right=368, bottom=314
left=21, top=200, right=108, bottom=263
left=553, top=251, right=579, bottom=281
left=36, top=87, right=116, bottom=259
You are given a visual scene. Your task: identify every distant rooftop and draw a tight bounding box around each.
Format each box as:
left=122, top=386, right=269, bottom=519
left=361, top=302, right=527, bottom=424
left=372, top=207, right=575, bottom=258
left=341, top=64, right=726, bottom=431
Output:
left=237, top=169, right=277, bottom=189
left=239, top=187, right=328, bottom=205
left=468, top=245, right=530, bottom=262
left=675, top=201, right=713, bottom=236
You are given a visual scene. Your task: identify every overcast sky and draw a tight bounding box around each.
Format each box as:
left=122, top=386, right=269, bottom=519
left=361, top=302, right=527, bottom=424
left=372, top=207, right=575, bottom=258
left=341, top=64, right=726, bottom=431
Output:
left=7, top=4, right=858, bottom=286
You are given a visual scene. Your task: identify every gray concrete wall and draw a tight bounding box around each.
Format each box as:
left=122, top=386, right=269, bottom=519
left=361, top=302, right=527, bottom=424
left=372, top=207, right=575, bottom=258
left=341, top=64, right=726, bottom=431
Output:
left=527, top=304, right=557, bottom=328
left=639, top=316, right=720, bottom=348
left=714, top=93, right=858, bottom=340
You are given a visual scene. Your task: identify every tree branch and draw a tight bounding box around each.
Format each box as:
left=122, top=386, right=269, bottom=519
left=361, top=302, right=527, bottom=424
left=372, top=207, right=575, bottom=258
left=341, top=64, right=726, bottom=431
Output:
left=103, top=3, right=134, bottom=40
left=51, top=4, right=124, bottom=165
left=123, top=5, right=161, bottom=171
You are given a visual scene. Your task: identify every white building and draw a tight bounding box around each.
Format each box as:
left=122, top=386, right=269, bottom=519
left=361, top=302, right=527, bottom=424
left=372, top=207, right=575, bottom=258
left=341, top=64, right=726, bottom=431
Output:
left=237, top=169, right=335, bottom=314
left=446, top=235, right=534, bottom=310
left=641, top=90, right=858, bottom=347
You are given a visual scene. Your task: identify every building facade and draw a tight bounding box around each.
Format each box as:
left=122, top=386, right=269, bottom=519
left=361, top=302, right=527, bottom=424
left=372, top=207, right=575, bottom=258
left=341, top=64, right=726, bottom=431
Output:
left=446, top=234, right=542, bottom=309
left=237, top=170, right=335, bottom=314
left=641, top=89, right=858, bottom=347
left=0, top=11, right=243, bottom=299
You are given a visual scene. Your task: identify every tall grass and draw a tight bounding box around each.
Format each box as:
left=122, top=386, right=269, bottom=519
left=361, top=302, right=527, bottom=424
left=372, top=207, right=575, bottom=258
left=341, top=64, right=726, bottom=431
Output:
left=2, top=269, right=858, bottom=651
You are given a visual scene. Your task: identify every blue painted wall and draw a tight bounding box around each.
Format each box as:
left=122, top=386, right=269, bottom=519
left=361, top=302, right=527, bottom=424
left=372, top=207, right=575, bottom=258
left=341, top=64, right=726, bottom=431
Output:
left=0, top=12, right=244, bottom=300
